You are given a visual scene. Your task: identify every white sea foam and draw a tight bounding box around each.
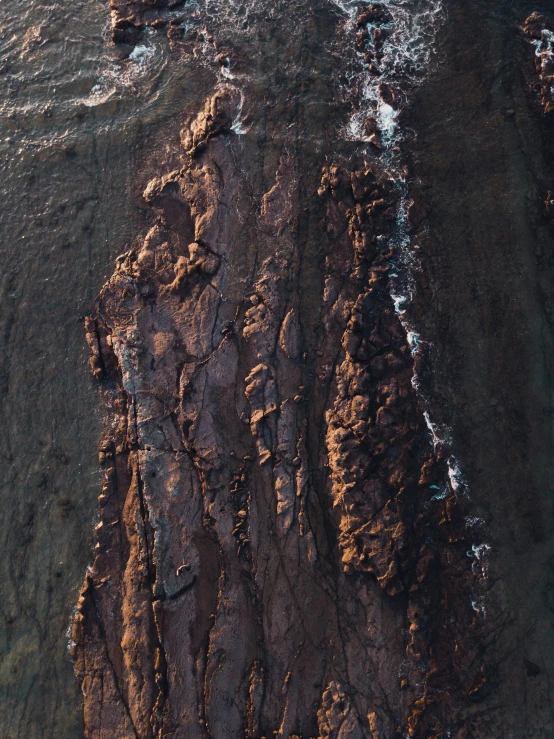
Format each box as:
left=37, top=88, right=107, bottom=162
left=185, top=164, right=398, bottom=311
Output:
left=334, top=0, right=444, bottom=144
left=231, top=117, right=246, bottom=134
left=447, top=457, right=464, bottom=492
left=467, top=542, right=491, bottom=582
left=129, top=44, right=154, bottom=64
left=84, top=77, right=117, bottom=106
left=230, top=88, right=249, bottom=134
left=423, top=411, right=442, bottom=448
left=390, top=291, right=407, bottom=314
left=533, top=27, right=554, bottom=61
left=378, top=100, right=398, bottom=138
left=466, top=516, right=484, bottom=528
left=471, top=543, right=491, bottom=560
left=430, top=484, right=448, bottom=501
left=219, top=57, right=235, bottom=80
left=406, top=330, right=420, bottom=354
left=84, top=31, right=163, bottom=103
left=532, top=28, right=554, bottom=101
left=471, top=597, right=486, bottom=616
left=66, top=606, right=78, bottom=653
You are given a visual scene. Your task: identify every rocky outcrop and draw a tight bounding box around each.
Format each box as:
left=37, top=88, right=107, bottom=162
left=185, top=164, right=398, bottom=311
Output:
left=73, top=95, right=485, bottom=739
left=355, top=3, right=392, bottom=77
left=4, top=0, right=554, bottom=734
left=69, top=2, right=539, bottom=738
left=523, top=12, right=554, bottom=113
left=72, top=85, right=331, bottom=736
left=109, top=0, right=185, bottom=45
left=317, top=158, right=489, bottom=735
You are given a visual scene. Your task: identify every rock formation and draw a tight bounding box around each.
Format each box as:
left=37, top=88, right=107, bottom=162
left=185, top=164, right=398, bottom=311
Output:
left=70, top=3, right=494, bottom=736
left=523, top=12, right=554, bottom=114
left=3, top=0, right=554, bottom=737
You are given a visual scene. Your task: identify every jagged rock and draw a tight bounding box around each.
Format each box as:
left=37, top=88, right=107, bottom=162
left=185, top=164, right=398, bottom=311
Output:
left=181, top=86, right=242, bottom=155
left=109, top=0, right=187, bottom=44
left=523, top=12, right=554, bottom=113
left=63, top=4, right=512, bottom=739
left=523, top=11, right=549, bottom=40
left=279, top=309, right=301, bottom=360
left=5, top=0, right=554, bottom=734
left=317, top=682, right=364, bottom=739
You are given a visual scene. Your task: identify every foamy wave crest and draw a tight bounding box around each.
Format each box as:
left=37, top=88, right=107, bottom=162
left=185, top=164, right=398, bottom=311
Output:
left=331, top=0, right=443, bottom=73
left=533, top=26, right=554, bottom=61
left=84, top=29, right=165, bottom=105
left=191, top=0, right=286, bottom=35
left=332, top=0, right=444, bottom=143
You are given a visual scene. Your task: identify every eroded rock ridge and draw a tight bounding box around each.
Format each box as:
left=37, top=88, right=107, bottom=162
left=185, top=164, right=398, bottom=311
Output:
left=72, top=2, right=492, bottom=737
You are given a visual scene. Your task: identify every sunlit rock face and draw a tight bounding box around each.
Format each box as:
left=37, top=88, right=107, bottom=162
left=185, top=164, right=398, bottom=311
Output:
left=3, top=0, right=554, bottom=737
left=70, top=1, right=554, bottom=737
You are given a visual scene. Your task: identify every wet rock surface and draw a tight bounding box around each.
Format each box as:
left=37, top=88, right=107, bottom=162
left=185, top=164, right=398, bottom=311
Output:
left=3, top=0, right=554, bottom=737
left=523, top=11, right=554, bottom=113
left=69, top=1, right=500, bottom=736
